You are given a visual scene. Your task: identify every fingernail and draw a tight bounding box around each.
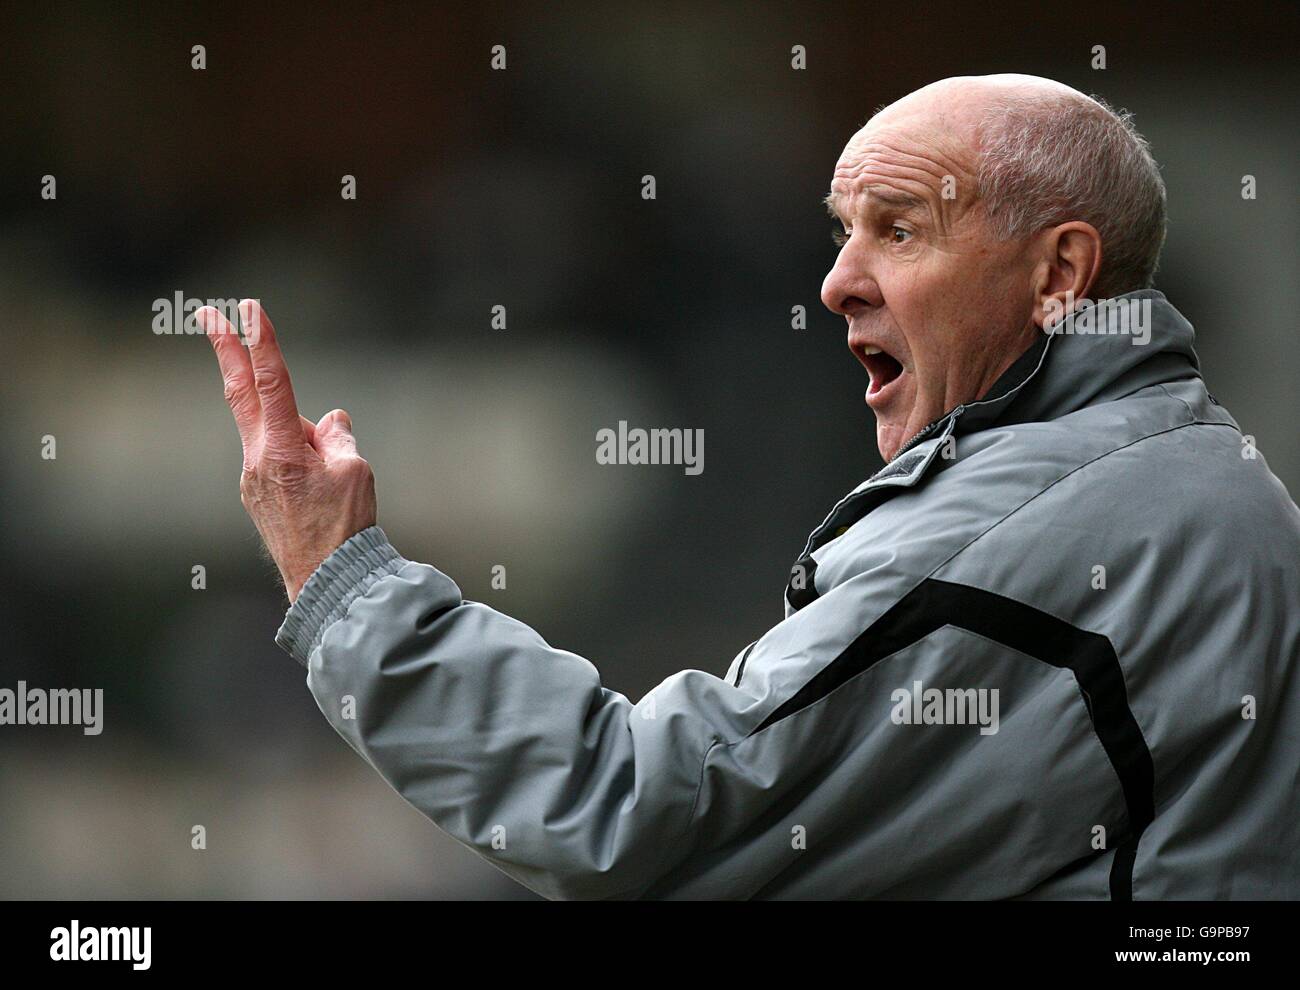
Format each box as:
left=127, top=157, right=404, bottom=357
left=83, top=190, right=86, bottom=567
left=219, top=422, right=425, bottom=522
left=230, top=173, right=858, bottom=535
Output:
left=238, top=299, right=261, bottom=344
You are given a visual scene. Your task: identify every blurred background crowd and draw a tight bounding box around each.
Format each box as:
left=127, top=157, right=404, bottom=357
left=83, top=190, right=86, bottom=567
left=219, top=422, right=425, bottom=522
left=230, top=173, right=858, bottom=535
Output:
left=0, top=1, right=1296, bottom=897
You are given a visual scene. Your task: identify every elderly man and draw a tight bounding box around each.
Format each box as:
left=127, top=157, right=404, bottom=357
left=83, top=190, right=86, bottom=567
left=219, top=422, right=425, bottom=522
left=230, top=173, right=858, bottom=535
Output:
left=200, top=74, right=1300, bottom=899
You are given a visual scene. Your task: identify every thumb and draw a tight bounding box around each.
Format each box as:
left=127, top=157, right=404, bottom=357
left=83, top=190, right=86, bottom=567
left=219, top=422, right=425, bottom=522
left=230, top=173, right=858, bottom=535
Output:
left=315, top=408, right=358, bottom=460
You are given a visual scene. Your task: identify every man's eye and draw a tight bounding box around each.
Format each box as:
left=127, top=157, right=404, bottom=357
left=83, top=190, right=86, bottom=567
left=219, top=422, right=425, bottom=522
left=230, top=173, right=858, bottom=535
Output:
left=890, top=226, right=913, bottom=243
left=832, top=227, right=850, bottom=248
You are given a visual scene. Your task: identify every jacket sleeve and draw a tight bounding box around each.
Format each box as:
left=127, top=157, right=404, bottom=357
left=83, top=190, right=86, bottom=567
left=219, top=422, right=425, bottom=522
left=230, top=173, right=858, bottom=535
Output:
left=276, top=526, right=1131, bottom=899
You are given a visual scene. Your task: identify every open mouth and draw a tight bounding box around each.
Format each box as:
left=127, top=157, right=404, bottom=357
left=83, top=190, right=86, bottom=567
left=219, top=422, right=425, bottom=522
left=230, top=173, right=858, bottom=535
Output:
left=860, top=345, right=905, bottom=399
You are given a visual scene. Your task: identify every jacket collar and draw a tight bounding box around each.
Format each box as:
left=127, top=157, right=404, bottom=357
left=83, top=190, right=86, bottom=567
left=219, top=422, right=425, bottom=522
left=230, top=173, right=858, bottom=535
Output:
left=798, top=292, right=1204, bottom=561
left=953, top=289, right=1202, bottom=437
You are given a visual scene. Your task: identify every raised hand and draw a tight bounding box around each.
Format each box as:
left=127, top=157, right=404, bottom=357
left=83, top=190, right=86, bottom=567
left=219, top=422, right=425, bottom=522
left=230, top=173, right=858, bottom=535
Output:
left=199, top=299, right=377, bottom=601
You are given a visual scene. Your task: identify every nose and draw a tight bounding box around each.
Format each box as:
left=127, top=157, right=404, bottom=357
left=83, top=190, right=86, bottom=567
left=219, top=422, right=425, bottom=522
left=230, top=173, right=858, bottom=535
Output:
left=820, top=242, right=882, bottom=318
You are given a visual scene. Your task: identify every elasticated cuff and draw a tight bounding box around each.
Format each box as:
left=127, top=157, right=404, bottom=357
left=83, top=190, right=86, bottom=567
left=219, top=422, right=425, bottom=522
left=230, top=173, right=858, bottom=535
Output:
left=274, top=526, right=408, bottom=666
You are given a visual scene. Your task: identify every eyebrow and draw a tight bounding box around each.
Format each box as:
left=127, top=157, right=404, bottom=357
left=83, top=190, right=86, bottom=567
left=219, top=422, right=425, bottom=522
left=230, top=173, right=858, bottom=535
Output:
left=824, top=186, right=928, bottom=219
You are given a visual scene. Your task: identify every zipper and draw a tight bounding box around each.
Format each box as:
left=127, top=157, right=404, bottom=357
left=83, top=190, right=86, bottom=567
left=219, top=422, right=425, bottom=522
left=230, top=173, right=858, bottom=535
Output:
left=882, top=329, right=1057, bottom=468
left=793, top=334, right=1057, bottom=578
left=801, top=407, right=963, bottom=559
left=733, top=640, right=759, bottom=687
left=887, top=405, right=965, bottom=465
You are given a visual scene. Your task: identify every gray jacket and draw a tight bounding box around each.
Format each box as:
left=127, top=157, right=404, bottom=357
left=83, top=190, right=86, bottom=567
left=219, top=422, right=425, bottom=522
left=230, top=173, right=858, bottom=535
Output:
left=275, top=290, right=1300, bottom=899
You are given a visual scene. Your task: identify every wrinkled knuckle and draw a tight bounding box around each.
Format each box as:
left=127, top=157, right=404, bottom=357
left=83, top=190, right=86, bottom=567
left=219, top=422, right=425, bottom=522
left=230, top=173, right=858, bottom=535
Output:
left=223, top=375, right=252, bottom=408
left=252, top=367, right=287, bottom=396
left=264, top=457, right=312, bottom=487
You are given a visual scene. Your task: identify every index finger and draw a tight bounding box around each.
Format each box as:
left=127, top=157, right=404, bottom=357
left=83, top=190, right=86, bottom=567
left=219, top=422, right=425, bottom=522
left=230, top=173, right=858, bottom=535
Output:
left=197, top=304, right=260, bottom=449
left=239, top=298, right=306, bottom=444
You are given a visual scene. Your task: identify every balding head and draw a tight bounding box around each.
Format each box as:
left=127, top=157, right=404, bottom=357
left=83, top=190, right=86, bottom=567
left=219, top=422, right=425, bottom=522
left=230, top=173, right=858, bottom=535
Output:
left=875, top=73, right=1092, bottom=116
left=821, top=74, right=1167, bottom=461
left=868, top=74, right=1166, bottom=296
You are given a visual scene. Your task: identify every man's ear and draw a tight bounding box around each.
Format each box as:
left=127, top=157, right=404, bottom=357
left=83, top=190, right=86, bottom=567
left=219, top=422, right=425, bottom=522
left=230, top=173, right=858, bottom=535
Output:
left=1031, top=221, right=1103, bottom=329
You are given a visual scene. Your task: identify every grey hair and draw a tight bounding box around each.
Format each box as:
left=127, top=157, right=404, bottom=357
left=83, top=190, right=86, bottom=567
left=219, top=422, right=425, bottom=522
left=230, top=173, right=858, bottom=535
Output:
left=976, top=92, right=1167, bottom=298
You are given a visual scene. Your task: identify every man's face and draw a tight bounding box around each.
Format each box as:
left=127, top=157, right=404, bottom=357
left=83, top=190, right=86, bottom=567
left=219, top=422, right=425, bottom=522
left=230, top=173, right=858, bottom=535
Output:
left=821, top=104, right=1040, bottom=461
